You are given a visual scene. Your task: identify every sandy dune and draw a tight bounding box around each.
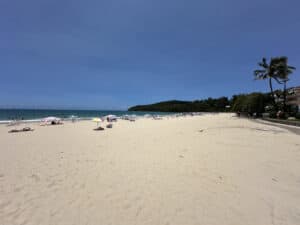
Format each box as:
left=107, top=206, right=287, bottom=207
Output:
left=0, top=114, right=300, bottom=225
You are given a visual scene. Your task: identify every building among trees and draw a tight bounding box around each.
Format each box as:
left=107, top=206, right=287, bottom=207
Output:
left=287, top=86, right=300, bottom=112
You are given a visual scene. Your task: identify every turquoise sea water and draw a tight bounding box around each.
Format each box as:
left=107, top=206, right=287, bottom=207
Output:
left=0, top=109, right=171, bottom=121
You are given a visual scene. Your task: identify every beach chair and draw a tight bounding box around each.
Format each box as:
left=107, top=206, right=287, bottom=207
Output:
left=9, top=127, right=34, bottom=133
left=94, top=126, right=105, bottom=131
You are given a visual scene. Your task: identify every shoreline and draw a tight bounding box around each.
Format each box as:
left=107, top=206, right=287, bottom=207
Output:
left=0, top=109, right=176, bottom=123
left=0, top=112, right=206, bottom=125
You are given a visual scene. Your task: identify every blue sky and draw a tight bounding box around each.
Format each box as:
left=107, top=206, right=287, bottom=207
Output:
left=0, top=0, right=299, bottom=109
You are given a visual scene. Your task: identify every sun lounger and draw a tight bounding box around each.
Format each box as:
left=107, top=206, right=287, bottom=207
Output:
left=94, top=126, right=105, bottom=131
left=9, top=127, right=34, bottom=133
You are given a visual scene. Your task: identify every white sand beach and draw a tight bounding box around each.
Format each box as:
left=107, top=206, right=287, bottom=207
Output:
left=0, top=113, right=300, bottom=225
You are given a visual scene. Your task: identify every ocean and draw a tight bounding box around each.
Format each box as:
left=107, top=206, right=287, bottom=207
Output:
left=0, top=109, right=171, bottom=122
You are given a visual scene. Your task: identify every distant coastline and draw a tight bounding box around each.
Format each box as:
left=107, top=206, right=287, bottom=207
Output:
left=128, top=91, right=299, bottom=118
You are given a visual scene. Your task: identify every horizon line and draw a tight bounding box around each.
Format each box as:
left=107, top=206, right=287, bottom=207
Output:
left=0, top=107, right=129, bottom=111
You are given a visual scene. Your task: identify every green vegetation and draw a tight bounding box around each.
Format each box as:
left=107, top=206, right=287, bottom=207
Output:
left=129, top=93, right=273, bottom=115
left=231, top=93, right=272, bottom=115
left=129, top=97, right=230, bottom=112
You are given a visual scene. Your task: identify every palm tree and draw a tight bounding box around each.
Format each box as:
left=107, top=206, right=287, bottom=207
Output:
left=254, top=57, right=296, bottom=112
left=254, top=58, right=280, bottom=108
left=274, top=57, right=296, bottom=111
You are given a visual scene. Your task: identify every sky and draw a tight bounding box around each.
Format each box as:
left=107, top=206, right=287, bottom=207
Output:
left=0, top=0, right=300, bottom=110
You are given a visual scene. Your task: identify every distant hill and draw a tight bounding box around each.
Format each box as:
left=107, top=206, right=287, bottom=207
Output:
left=128, top=92, right=275, bottom=114
left=128, top=98, right=230, bottom=112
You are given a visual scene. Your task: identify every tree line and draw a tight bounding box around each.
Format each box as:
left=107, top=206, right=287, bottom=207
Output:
left=129, top=98, right=230, bottom=113
left=128, top=93, right=270, bottom=114
left=128, top=91, right=298, bottom=118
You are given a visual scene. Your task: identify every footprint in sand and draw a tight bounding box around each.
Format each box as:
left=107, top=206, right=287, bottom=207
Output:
left=123, top=203, right=132, bottom=210
left=0, top=200, right=11, bottom=210
left=30, top=174, right=40, bottom=182
left=182, top=148, right=189, bottom=152
left=14, top=186, right=24, bottom=193
left=135, top=205, right=143, bottom=217
left=175, top=207, right=183, bottom=214
left=47, top=181, right=57, bottom=188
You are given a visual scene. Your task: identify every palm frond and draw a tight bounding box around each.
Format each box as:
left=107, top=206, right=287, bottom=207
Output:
left=258, top=58, right=268, bottom=69
left=254, top=72, right=268, bottom=80
left=262, top=57, right=267, bottom=65
left=254, top=69, right=266, bottom=74
left=288, top=66, right=296, bottom=70
left=273, top=76, right=283, bottom=84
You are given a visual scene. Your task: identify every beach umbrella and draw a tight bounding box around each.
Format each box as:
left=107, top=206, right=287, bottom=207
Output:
left=92, top=118, right=101, bottom=127
left=42, top=117, right=61, bottom=123
left=41, top=117, right=62, bottom=125
left=105, top=114, right=117, bottom=122
left=106, top=114, right=116, bottom=118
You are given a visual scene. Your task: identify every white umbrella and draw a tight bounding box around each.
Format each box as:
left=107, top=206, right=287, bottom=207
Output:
left=105, top=114, right=117, bottom=122
left=106, top=114, right=117, bottom=119
left=92, top=117, right=101, bottom=127
left=41, top=117, right=61, bottom=125
left=42, top=117, right=61, bottom=123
